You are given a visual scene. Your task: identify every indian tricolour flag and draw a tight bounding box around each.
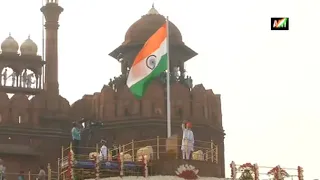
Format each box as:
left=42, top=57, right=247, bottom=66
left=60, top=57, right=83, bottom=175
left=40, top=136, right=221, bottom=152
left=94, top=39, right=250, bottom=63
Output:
left=127, top=23, right=168, bottom=98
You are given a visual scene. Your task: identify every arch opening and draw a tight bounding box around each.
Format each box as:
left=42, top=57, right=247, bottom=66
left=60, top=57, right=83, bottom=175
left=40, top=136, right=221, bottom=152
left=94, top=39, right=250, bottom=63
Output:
left=1, top=67, right=17, bottom=87
left=0, top=67, right=40, bottom=89
left=20, top=69, right=37, bottom=88
left=28, top=95, right=35, bottom=100
left=7, top=93, right=14, bottom=99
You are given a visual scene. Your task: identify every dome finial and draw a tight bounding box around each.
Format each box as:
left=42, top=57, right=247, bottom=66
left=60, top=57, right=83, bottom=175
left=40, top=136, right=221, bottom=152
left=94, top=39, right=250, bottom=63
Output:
left=28, top=34, right=31, bottom=39
left=9, top=32, right=11, bottom=37
left=147, top=3, right=159, bottom=15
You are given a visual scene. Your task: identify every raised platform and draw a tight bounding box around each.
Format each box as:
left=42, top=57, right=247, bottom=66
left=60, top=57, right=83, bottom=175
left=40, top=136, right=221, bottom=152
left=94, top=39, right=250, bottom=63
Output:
left=89, top=176, right=227, bottom=180
left=59, top=135, right=221, bottom=179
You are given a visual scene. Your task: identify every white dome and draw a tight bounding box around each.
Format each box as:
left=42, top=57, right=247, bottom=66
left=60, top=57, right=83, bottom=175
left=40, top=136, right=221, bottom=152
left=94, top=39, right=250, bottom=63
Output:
left=1, top=33, right=19, bottom=54
left=20, top=35, right=38, bottom=56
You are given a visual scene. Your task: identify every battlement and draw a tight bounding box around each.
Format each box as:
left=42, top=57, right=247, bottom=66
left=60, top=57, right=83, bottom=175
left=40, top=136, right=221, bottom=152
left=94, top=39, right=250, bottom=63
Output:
left=0, top=81, right=221, bottom=128
left=72, top=81, right=222, bottom=127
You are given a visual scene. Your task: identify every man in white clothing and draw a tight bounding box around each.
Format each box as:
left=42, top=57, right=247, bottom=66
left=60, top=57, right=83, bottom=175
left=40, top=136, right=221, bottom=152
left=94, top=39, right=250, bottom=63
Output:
left=181, top=120, right=194, bottom=160
left=0, top=159, right=5, bottom=180
left=100, top=140, right=108, bottom=161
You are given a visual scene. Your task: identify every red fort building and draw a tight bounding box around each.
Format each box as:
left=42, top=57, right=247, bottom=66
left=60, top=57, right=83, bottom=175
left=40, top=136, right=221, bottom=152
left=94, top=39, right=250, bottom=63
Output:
left=0, top=1, right=225, bottom=179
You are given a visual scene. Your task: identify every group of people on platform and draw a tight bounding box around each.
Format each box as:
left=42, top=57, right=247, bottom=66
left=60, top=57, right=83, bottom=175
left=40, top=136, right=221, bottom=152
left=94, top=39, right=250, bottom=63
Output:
left=71, top=122, right=119, bottom=161
left=0, top=119, right=194, bottom=180
left=70, top=120, right=195, bottom=161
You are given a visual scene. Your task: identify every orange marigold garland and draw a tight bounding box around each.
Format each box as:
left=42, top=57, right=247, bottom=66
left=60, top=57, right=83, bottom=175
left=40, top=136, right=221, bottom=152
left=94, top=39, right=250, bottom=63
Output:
left=143, top=155, right=148, bottom=177
left=253, top=163, right=259, bottom=180
left=297, top=166, right=304, bottom=180
left=68, top=150, right=75, bottom=180
left=93, top=154, right=100, bottom=180
left=119, top=152, right=124, bottom=177
left=230, top=161, right=237, bottom=179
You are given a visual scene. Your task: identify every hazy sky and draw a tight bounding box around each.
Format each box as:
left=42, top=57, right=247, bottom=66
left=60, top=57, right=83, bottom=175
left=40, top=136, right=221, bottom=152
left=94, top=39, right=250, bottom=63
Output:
left=0, top=0, right=319, bottom=179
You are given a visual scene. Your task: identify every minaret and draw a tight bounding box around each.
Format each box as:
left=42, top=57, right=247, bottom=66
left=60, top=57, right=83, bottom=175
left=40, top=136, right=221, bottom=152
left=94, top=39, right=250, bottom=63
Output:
left=40, top=0, right=63, bottom=95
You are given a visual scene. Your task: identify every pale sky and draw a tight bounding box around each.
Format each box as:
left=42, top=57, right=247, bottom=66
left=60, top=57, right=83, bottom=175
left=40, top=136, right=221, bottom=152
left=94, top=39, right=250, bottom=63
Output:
left=0, top=0, right=319, bottom=179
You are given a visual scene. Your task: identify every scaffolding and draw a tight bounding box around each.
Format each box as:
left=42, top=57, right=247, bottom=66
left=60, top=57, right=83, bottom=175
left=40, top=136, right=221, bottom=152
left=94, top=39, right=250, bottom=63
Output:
left=58, top=136, right=218, bottom=180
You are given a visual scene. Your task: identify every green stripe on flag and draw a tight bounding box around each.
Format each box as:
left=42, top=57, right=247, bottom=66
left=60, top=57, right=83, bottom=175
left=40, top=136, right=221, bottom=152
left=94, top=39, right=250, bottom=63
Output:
left=130, top=54, right=168, bottom=99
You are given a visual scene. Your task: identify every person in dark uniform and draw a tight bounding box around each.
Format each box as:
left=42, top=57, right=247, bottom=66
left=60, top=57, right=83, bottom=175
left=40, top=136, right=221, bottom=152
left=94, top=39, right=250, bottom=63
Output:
left=111, top=142, right=119, bottom=161
left=18, top=171, right=25, bottom=180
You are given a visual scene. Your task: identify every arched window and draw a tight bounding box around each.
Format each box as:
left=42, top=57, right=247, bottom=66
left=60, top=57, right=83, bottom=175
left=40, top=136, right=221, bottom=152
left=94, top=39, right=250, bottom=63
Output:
left=203, top=106, right=208, bottom=119
left=124, top=108, right=129, bottom=116
left=152, top=103, right=156, bottom=115
left=174, top=107, right=183, bottom=119
left=178, top=108, right=183, bottom=118
left=18, top=115, right=22, bottom=124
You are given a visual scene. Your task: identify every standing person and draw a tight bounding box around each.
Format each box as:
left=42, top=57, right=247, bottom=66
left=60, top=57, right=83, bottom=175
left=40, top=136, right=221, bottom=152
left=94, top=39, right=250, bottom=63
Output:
left=71, top=122, right=81, bottom=155
left=99, top=139, right=108, bottom=161
left=0, top=159, right=5, bottom=180
left=37, top=166, right=46, bottom=180
left=18, top=171, right=25, bottom=180
left=181, top=120, right=194, bottom=160
left=111, top=142, right=119, bottom=161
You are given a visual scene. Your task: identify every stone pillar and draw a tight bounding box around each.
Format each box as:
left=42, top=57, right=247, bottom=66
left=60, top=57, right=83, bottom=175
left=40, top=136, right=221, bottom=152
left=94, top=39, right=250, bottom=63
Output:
left=41, top=1, right=63, bottom=96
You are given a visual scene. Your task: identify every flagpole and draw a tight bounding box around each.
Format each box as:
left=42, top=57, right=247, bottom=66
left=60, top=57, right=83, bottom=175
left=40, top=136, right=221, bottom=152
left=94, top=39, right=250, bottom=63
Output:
left=166, top=16, right=171, bottom=138
left=41, top=0, right=45, bottom=88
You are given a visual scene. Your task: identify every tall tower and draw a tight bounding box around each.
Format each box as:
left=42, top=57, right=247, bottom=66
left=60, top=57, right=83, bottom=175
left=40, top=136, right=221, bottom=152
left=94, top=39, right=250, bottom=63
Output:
left=41, top=0, right=63, bottom=95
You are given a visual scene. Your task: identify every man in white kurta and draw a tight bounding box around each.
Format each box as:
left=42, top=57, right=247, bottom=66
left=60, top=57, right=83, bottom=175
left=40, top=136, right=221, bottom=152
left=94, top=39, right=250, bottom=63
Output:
left=100, top=140, right=108, bottom=161
left=0, top=159, right=6, bottom=180
left=181, top=121, right=194, bottom=160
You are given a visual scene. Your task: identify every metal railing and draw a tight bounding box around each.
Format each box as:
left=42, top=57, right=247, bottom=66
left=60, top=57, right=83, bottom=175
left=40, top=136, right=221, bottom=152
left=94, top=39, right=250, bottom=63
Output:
left=59, top=137, right=218, bottom=165
left=57, top=136, right=218, bottom=179
left=2, top=164, right=57, bottom=180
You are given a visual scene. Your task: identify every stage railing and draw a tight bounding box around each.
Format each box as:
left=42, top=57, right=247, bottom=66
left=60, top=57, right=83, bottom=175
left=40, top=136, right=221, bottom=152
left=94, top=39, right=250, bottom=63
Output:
left=117, top=137, right=218, bottom=163
left=59, top=137, right=218, bottom=165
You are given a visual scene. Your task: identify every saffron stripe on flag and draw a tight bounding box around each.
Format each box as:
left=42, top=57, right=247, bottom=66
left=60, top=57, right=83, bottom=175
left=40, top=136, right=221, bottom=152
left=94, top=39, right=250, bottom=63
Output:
left=132, top=23, right=167, bottom=66
left=127, top=39, right=167, bottom=87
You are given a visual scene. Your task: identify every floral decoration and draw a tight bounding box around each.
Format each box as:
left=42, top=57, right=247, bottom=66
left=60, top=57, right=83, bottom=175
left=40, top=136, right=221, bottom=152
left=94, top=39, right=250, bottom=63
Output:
left=239, top=163, right=254, bottom=170
left=253, top=164, right=259, bottom=180
left=297, top=166, right=303, bottom=180
left=175, top=164, right=199, bottom=180
left=267, top=166, right=289, bottom=180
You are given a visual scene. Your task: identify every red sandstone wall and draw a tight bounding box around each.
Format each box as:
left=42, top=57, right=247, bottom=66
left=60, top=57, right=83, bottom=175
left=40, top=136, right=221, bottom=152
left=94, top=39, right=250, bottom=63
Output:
left=0, top=81, right=224, bottom=176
